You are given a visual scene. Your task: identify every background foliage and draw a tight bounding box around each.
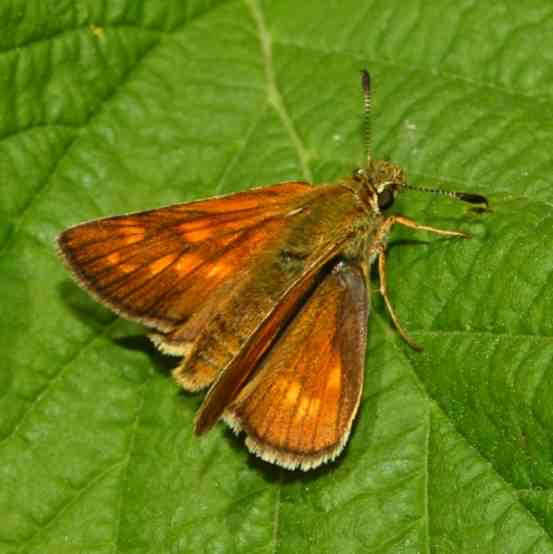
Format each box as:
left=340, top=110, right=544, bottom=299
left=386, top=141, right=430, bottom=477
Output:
left=1, top=1, right=553, bottom=552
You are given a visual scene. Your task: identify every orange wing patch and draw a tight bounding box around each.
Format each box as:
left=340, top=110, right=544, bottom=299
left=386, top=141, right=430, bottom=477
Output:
left=223, top=262, right=368, bottom=471
left=58, top=181, right=314, bottom=333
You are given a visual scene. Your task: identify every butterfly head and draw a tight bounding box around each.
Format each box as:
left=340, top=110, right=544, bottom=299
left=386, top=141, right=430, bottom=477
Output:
left=352, top=159, right=406, bottom=214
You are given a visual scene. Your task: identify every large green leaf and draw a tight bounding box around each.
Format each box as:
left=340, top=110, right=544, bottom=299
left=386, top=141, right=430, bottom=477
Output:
left=1, top=1, right=552, bottom=552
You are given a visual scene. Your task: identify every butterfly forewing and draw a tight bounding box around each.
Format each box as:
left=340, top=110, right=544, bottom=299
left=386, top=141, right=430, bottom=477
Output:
left=223, top=261, right=369, bottom=471
left=57, top=181, right=314, bottom=332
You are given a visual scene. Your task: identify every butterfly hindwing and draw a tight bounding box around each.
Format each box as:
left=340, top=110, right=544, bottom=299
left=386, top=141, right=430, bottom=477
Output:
left=222, top=261, right=369, bottom=471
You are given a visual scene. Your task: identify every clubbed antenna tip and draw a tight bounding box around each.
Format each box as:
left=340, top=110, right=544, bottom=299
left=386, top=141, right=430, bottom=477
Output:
left=455, top=192, right=488, bottom=206
left=361, top=69, right=370, bottom=96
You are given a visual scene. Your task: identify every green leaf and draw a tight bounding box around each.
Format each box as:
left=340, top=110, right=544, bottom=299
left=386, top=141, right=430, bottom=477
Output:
left=1, top=1, right=552, bottom=552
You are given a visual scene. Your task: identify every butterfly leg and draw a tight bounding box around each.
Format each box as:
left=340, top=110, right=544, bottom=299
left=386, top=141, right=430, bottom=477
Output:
left=373, top=214, right=470, bottom=351
left=376, top=248, right=423, bottom=351
left=389, top=215, right=471, bottom=239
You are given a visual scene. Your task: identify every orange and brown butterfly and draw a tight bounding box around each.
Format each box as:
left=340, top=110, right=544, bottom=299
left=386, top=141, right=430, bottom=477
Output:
left=57, top=70, right=488, bottom=471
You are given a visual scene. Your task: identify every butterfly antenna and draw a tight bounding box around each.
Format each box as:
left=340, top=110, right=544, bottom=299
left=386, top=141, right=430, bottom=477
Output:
left=403, top=183, right=489, bottom=207
left=361, top=69, right=372, bottom=164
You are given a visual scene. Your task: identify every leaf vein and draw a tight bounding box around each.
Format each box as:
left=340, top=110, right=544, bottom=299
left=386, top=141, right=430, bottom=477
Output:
left=112, top=379, right=149, bottom=554
left=16, top=461, right=123, bottom=553
left=271, top=469, right=283, bottom=554
left=244, top=0, right=313, bottom=182
left=0, top=316, right=117, bottom=447
left=214, top=105, right=268, bottom=195
left=274, top=36, right=553, bottom=105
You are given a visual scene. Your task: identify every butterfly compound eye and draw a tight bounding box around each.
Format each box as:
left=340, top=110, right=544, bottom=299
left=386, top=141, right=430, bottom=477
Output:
left=377, top=188, right=394, bottom=210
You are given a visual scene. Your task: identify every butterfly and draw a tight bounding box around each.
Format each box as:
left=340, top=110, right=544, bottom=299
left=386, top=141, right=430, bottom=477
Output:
left=57, top=71, right=488, bottom=471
